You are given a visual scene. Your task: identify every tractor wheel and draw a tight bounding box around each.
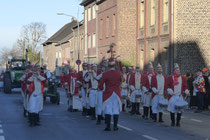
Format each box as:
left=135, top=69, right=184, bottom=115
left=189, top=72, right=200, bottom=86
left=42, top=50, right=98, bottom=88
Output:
left=51, top=96, right=57, bottom=104
left=44, top=96, right=46, bottom=101
left=3, top=73, right=12, bottom=94
left=57, top=95, right=60, bottom=105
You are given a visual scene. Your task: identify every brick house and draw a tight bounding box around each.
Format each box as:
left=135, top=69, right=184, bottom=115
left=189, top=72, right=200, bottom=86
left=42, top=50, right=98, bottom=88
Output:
left=80, top=0, right=98, bottom=64
left=137, top=0, right=210, bottom=75
left=81, top=0, right=137, bottom=65
left=43, top=20, right=77, bottom=72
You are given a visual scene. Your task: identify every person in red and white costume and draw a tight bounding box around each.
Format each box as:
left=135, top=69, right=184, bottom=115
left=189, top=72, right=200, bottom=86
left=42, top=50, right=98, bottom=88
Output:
left=99, top=58, right=122, bottom=131
left=96, top=61, right=107, bottom=124
left=66, top=69, right=81, bottom=112
left=167, top=63, right=189, bottom=127
left=129, top=64, right=142, bottom=115
left=142, top=62, right=156, bottom=120
left=84, top=62, right=92, bottom=116
left=121, top=66, right=128, bottom=112
left=127, top=66, right=135, bottom=109
left=84, top=64, right=102, bottom=120
left=77, top=63, right=88, bottom=116
left=20, top=65, right=33, bottom=117
left=27, top=65, right=46, bottom=127
left=151, top=63, right=168, bottom=122
left=65, top=69, right=74, bottom=111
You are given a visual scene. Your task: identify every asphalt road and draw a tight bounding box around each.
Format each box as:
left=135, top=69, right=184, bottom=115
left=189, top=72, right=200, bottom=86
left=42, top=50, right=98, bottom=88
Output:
left=0, top=88, right=209, bottom=140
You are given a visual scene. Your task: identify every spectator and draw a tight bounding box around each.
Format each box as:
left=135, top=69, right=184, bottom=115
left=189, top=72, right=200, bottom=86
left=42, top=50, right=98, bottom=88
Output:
left=194, top=69, right=206, bottom=113
left=202, top=68, right=209, bottom=110
left=186, top=73, right=194, bottom=109
left=188, top=73, right=196, bottom=107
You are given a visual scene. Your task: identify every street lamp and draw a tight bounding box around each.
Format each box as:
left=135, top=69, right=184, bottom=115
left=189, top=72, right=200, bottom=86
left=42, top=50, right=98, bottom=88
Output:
left=57, top=12, right=80, bottom=71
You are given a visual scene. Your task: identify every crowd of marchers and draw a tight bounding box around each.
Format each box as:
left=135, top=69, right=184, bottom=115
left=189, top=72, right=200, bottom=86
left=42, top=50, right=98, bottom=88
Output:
left=59, top=58, right=210, bottom=131
left=17, top=57, right=210, bottom=131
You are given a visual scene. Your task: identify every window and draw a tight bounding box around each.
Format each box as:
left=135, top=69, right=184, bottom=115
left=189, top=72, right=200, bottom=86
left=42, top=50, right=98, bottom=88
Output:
left=140, top=2, right=144, bottom=28
left=150, top=49, right=155, bottom=62
left=85, top=9, right=87, bottom=23
left=85, top=36, right=87, bottom=54
left=59, top=51, right=62, bottom=58
left=112, top=14, right=116, bottom=35
left=106, top=17, right=109, bottom=38
left=70, top=52, right=73, bottom=60
left=92, top=5, right=96, bottom=19
left=150, top=0, right=155, bottom=26
left=88, top=7, right=91, bottom=21
left=88, top=35, right=91, bottom=48
left=163, top=0, right=169, bottom=22
left=56, top=52, right=58, bottom=58
left=92, top=33, right=96, bottom=48
left=140, top=49, right=144, bottom=70
left=65, top=48, right=69, bottom=58
left=100, top=19, right=103, bottom=39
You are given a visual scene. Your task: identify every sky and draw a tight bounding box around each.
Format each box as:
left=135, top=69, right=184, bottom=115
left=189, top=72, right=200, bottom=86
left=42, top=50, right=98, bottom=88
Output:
left=0, top=0, right=83, bottom=49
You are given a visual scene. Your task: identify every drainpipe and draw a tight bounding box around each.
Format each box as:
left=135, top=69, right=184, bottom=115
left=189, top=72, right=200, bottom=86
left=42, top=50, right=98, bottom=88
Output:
left=171, top=0, right=174, bottom=74
left=96, top=5, right=99, bottom=64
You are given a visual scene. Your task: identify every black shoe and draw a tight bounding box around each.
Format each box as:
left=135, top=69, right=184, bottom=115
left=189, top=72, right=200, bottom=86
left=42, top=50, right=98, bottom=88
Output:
left=159, top=113, right=163, bottom=123
left=68, top=106, right=73, bottom=112
left=82, top=108, right=86, bottom=116
left=96, top=120, right=101, bottom=125
left=159, top=119, right=164, bottom=123
left=194, top=110, right=202, bottom=113
left=104, top=114, right=111, bottom=131
left=91, top=108, right=96, bottom=120
left=34, top=114, right=41, bottom=126
left=24, top=109, right=27, bottom=117
left=122, top=104, right=125, bottom=112
left=176, top=122, right=180, bottom=127
left=176, top=113, right=181, bottom=127
left=136, top=112, right=141, bottom=115
left=104, top=127, right=111, bottom=131
left=29, top=113, right=35, bottom=127
left=113, top=115, right=119, bottom=131
left=171, top=123, right=175, bottom=127
left=153, top=114, right=157, bottom=122
left=170, top=112, right=175, bottom=127
left=96, top=115, right=101, bottom=125
left=113, top=127, right=119, bottom=131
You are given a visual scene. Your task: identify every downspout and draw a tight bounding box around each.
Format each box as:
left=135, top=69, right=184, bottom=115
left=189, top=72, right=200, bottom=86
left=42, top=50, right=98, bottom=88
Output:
left=171, top=0, right=174, bottom=74
left=96, top=5, right=99, bottom=64
left=71, top=28, right=75, bottom=69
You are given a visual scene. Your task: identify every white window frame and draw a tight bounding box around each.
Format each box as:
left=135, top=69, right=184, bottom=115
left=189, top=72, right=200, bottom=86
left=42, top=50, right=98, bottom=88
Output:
left=92, top=5, right=96, bottom=19
left=88, top=7, right=91, bottom=21
left=88, top=35, right=91, bottom=48
left=92, top=33, right=96, bottom=48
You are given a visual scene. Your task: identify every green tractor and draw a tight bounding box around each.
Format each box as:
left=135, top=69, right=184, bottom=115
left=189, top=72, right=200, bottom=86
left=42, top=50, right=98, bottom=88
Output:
left=3, top=58, right=26, bottom=93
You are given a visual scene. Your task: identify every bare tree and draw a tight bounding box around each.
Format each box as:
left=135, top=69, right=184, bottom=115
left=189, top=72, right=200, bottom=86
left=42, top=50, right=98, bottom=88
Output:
left=0, top=22, right=46, bottom=65
left=0, top=45, right=20, bottom=65
left=17, top=22, right=47, bottom=63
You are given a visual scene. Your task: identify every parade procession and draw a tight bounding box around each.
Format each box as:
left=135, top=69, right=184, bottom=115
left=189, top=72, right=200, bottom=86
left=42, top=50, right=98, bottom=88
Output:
left=9, top=42, right=201, bottom=132
left=1, top=0, right=210, bottom=140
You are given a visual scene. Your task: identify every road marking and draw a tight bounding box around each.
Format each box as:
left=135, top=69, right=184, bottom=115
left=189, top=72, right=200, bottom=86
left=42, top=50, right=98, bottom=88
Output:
left=110, top=122, right=133, bottom=131
left=190, top=119, right=202, bottom=123
left=162, top=112, right=186, bottom=118
left=142, top=135, right=158, bottom=140
left=60, top=102, right=64, bottom=105
left=0, top=136, right=5, bottom=140
left=42, top=113, right=53, bottom=116
left=162, top=112, right=169, bottom=115
left=0, top=129, right=3, bottom=134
